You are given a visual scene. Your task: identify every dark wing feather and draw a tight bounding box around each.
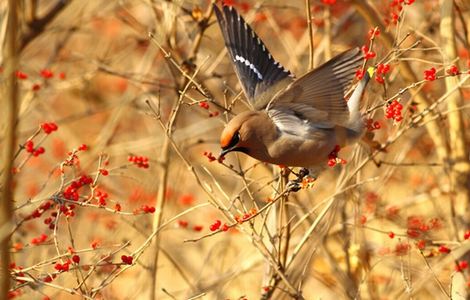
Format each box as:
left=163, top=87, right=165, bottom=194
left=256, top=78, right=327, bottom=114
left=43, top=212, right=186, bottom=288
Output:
left=214, top=5, right=293, bottom=104
left=268, top=48, right=363, bottom=126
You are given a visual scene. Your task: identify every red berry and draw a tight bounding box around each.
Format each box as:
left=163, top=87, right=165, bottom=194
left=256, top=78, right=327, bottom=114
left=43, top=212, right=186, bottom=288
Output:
left=424, top=67, right=437, bottom=81
left=40, top=69, right=54, bottom=79
left=438, top=245, right=451, bottom=253
left=464, top=230, right=470, bottom=240
left=209, top=220, right=222, bottom=231
left=32, top=83, right=41, bottom=91
left=72, top=255, right=80, bottom=264
left=446, top=65, right=459, bottom=76
left=355, top=69, right=365, bottom=80
left=360, top=215, right=367, bottom=225
left=25, top=140, right=34, bottom=153
left=16, top=71, right=28, bottom=80
left=198, top=101, right=209, bottom=109
left=416, top=240, right=426, bottom=250
left=178, top=220, right=188, bottom=228
left=364, top=51, right=376, bottom=60
left=368, top=28, right=380, bottom=38
left=121, top=255, right=133, bottom=265
left=375, top=75, right=385, bottom=84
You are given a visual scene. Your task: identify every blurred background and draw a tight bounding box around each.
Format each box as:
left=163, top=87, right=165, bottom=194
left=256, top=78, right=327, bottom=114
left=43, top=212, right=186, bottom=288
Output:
left=1, top=0, right=469, bottom=299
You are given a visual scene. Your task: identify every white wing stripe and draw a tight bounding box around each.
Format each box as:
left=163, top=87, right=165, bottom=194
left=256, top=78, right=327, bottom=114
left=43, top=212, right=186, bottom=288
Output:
left=234, top=55, right=263, bottom=80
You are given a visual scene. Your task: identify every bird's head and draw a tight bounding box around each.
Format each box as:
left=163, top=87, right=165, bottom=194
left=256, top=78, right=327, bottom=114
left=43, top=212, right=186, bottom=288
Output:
left=219, top=111, right=268, bottom=159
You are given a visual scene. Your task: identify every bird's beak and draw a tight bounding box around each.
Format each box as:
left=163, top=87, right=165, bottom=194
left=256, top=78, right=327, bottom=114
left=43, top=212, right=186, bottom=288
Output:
left=218, top=147, right=233, bottom=159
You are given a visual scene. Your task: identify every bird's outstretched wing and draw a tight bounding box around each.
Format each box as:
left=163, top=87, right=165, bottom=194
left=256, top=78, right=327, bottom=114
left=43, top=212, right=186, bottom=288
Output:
left=214, top=5, right=294, bottom=105
left=267, top=48, right=364, bottom=127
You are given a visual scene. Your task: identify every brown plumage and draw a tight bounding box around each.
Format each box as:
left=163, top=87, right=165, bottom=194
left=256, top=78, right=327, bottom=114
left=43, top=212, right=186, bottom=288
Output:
left=215, top=5, right=371, bottom=174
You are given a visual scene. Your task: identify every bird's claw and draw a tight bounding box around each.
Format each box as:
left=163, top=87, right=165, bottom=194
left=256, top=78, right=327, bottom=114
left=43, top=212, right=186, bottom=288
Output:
left=297, top=168, right=309, bottom=179
left=287, top=168, right=317, bottom=192
left=286, top=180, right=301, bottom=192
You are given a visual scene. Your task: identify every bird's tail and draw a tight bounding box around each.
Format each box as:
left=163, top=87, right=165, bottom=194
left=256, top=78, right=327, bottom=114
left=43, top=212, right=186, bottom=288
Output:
left=347, top=67, right=373, bottom=134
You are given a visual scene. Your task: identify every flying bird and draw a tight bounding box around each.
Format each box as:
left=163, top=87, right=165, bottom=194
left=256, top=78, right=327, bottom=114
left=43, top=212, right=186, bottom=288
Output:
left=214, top=5, right=371, bottom=187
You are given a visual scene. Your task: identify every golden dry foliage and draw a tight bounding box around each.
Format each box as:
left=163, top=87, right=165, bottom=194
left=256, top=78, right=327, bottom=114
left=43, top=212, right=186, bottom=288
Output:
left=0, top=0, right=470, bottom=299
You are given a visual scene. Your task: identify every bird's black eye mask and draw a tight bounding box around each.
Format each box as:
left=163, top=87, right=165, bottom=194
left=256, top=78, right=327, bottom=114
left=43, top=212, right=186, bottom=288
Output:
left=220, top=132, right=249, bottom=156
left=223, top=132, right=240, bottom=151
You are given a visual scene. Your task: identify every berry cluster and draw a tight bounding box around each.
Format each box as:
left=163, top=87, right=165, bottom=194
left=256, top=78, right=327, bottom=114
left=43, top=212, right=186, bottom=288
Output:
left=63, top=175, right=93, bottom=201
left=406, top=216, right=441, bottom=239
left=15, top=71, right=28, bottom=80
left=95, top=190, right=109, bottom=206
left=368, top=27, right=380, bottom=38
left=54, top=260, right=71, bottom=272
left=387, top=0, right=415, bottom=26
left=394, top=242, right=411, bottom=256
left=424, top=67, right=437, bottom=81
left=128, top=155, right=149, bottom=168
left=385, top=99, right=403, bottom=122
left=327, top=145, right=346, bottom=167
left=10, top=263, right=25, bottom=284
left=234, top=208, right=258, bottom=223
left=25, top=201, right=52, bottom=221
left=361, top=45, right=376, bottom=60
left=209, top=220, right=222, bottom=231
left=203, top=151, right=225, bottom=163
left=140, top=204, right=156, bottom=214
left=198, top=101, right=220, bottom=118
left=40, top=69, right=54, bottom=79
left=15, top=69, right=66, bottom=92
left=41, top=122, right=58, bottom=134
left=121, top=255, right=133, bottom=265
left=30, top=233, right=48, bottom=245
left=198, top=101, right=209, bottom=109
left=24, top=140, right=45, bottom=157
left=209, top=219, right=230, bottom=232
left=365, top=118, right=381, bottom=132
left=375, top=63, right=391, bottom=84
left=446, top=65, right=459, bottom=76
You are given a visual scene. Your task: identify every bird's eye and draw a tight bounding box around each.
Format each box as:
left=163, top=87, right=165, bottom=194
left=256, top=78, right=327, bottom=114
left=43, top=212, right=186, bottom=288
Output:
left=225, top=132, right=240, bottom=150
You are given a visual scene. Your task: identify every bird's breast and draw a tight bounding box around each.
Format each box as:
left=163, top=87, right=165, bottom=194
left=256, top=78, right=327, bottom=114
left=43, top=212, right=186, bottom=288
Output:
left=262, top=129, right=338, bottom=167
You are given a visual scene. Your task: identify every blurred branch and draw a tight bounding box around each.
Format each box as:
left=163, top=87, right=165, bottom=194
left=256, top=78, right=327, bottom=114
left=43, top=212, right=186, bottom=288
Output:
left=439, top=0, right=470, bottom=229
left=0, top=0, right=19, bottom=297
left=324, top=6, right=332, bottom=60
left=20, top=0, right=71, bottom=51
left=305, top=0, right=314, bottom=70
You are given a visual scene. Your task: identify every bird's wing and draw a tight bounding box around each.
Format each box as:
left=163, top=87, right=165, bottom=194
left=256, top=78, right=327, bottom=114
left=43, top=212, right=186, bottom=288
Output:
left=267, top=48, right=363, bottom=126
left=268, top=104, right=335, bottom=139
left=214, top=5, right=294, bottom=106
